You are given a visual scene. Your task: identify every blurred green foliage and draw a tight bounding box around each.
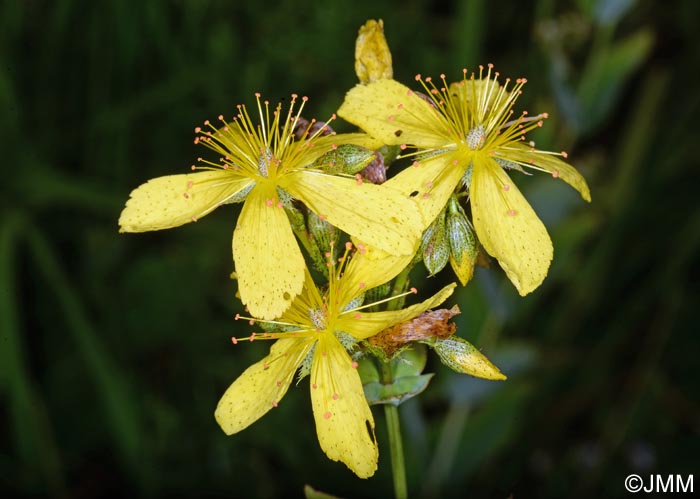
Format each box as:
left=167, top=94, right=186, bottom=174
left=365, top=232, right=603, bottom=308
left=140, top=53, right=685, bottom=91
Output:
left=1, top=0, right=698, bottom=497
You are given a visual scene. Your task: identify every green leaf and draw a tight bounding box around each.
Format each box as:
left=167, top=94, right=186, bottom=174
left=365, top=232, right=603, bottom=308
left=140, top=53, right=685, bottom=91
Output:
left=304, top=485, right=346, bottom=499
left=361, top=346, right=433, bottom=406
left=363, top=373, right=434, bottom=406
left=577, top=29, right=654, bottom=134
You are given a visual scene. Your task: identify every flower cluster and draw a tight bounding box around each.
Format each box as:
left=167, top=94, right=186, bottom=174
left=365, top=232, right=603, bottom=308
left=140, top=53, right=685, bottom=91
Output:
left=118, top=19, right=589, bottom=478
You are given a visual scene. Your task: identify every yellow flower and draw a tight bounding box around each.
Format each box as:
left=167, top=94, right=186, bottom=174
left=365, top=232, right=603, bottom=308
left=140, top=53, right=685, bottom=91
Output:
left=215, top=243, right=456, bottom=477
left=338, top=66, right=591, bottom=295
left=119, top=94, right=423, bottom=319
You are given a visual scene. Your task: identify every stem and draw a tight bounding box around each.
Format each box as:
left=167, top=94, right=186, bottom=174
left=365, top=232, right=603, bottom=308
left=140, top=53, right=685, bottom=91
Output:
left=380, top=362, right=408, bottom=499
left=384, top=404, right=407, bottom=499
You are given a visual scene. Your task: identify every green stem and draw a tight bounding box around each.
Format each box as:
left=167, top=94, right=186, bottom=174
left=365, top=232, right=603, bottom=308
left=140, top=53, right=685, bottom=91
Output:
left=384, top=404, right=407, bottom=499
left=380, top=361, right=408, bottom=499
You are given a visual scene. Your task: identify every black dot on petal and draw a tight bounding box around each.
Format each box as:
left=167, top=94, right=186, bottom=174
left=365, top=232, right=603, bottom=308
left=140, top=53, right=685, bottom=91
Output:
left=394, top=129, right=403, bottom=137
left=409, top=191, right=419, bottom=197
left=283, top=292, right=290, bottom=300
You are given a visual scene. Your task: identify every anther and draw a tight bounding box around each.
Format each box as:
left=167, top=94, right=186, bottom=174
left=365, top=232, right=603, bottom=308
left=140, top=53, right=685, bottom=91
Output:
left=231, top=337, right=238, bottom=345
left=508, top=209, right=517, bottom=216
left=332, top=393, right=339, bottom=400
left=352, top=361, right=359, bottom=369
left=324, top=411, right=332, bottom=419
left=552, top=170, right=560, bottom=178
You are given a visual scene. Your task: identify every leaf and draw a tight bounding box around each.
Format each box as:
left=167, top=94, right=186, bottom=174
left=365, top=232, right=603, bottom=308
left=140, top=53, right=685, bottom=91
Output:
left=577, top=29, right=654, bottom=134
left=304, top=485, right=346, bottom=499
left=363, top=374, right=434, bottom=406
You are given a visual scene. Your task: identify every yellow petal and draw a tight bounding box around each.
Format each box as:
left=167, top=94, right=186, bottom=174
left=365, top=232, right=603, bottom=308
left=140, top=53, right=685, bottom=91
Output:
left=386, top=153, right=466, bottom=226
left=470, top=155, right=553, bottom=295
left=214, top=338, right=313, bottom=435
left=355, top=19, right=393, bottom=83
left=337, top=283, right=456, bottom=340
left=233, top=183, right=306, bottom=319
left=119, top=171, right=254, bottom=232
left=338, top=79, right=449, bottom=148
left=337, top=243, right=417, bottom=308
left=311, top=334, right=377, bottom=478
left=281, top=171, right=422, bottom=256
left=281, top=268, right=324, bottom=326
left=505, top=143, right=592, bottom=202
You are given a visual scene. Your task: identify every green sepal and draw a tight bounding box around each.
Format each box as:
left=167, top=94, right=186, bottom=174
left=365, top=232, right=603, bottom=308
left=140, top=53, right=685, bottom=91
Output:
left=494, top=157, right=529, bottom=175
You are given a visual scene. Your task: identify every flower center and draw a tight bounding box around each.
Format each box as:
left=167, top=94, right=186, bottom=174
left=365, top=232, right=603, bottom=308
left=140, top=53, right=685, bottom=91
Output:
left=257, top=148, right=273, bottom=178
left=465, top=125, right=486, bottom=150
left=309, top=308, right=327, bottom=329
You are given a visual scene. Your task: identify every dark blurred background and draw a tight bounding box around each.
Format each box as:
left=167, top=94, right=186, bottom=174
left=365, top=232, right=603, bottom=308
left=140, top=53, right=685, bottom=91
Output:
left=1, top=0, right=698, bottom=497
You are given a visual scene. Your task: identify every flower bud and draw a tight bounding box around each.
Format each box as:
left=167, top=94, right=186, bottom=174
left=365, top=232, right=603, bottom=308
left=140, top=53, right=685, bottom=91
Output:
left=314, top=144, right=376, bottom=175
left=283, top=202, right=306, bottom=233
left=364, top=281, right=391, bottom=303
left=293, top=116, right=335, bottom=140
left=307, top=211, right=338, bottom=255
left=359, top=151, right=386, bottom=184
left=446, top=196, right=478, bottom=285
left=425, top=336, right=506, bottom=380
left=355, top=19, right=393, bottom=84
left=420, top=211, right=449, bottom=276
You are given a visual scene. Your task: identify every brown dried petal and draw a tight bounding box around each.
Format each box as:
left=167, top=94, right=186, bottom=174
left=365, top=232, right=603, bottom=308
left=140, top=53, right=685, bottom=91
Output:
left=368, top=305, right=460, bottom=356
